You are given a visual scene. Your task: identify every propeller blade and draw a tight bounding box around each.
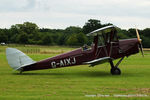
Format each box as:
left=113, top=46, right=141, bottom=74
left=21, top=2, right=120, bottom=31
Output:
left=136, top=28, right=141, bottom=43
left=135, top=28, right=144, bottom=57
left=139, top=44, right=144, bottom=57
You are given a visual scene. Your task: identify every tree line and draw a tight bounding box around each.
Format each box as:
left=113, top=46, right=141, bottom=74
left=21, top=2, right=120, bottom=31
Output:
left=0, top=19, right=150, bottom=47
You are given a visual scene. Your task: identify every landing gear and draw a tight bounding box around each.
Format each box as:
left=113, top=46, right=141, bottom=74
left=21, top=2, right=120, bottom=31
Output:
left=19, top=68, right=23, bottom=74
left=111, top=67, right=121, bottom=75
left=109, top=57, right=124, bottom=75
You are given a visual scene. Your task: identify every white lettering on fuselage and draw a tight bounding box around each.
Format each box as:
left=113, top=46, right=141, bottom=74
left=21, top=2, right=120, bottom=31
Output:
left=51, top=61, right=56, bottom=68
left=51, top=57, right=76, bottom=68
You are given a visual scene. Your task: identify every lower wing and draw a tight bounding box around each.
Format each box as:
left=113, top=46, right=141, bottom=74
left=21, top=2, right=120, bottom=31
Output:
left=84, top=57, right=112, bottom=66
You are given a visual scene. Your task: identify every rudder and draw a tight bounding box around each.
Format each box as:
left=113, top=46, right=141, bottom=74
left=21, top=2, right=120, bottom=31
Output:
left=6, top=48, right=36, bottom=71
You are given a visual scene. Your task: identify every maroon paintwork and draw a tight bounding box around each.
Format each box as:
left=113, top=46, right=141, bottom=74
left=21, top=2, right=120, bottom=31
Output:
left=22, top=29, right=140, bottom=72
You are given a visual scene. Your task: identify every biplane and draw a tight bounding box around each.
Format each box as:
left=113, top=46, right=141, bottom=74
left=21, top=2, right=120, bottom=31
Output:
left=6, top=25, right=143, bottom=75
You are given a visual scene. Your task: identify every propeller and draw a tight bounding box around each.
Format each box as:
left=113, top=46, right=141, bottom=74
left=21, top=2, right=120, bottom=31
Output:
left=135, top=28, right=144, bottom=57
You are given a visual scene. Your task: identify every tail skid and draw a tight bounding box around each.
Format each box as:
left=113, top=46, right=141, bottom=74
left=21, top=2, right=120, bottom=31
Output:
left=6, top=48, right=36, bottom=71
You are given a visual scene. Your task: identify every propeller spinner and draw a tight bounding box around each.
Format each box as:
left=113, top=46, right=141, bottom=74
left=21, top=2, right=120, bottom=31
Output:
left=136, top=28, right=144, bottom=57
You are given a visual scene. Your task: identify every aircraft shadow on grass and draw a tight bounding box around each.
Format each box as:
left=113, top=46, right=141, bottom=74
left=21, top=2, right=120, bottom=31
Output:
left=13, top=70, right=109, bottom=77
left=12, top=70, right=137, bottom=78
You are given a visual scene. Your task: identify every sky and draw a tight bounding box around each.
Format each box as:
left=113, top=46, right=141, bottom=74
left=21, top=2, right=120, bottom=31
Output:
left=0, top=0, right=150, bottom=29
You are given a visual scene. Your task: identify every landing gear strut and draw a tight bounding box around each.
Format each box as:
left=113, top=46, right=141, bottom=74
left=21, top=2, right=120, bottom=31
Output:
left=19, top=68, right=23, bottom=74
left=109, top=57, right=124, bottom=75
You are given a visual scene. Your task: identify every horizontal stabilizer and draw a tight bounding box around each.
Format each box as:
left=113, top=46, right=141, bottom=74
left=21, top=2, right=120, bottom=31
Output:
left=6, top=48, right=36, bottom=71
left=84, top=57, right=111, bottom=66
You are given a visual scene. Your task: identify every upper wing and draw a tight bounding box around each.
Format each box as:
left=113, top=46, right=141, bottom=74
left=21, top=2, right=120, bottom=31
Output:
left=86, top=25, right=116, bottom=36
left=84, top=57, right=112, bottom=66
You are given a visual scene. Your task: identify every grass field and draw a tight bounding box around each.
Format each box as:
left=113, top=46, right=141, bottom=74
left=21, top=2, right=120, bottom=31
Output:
left=0, top=45, right=150, bottom=100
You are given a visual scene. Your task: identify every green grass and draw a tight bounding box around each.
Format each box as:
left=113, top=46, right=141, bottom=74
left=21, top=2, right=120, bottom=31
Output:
left=0, top=45, right=150, bottom=100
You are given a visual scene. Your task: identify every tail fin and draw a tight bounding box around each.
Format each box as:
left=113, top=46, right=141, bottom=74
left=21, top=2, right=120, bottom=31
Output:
left=6, top=48, right=36, bottom=71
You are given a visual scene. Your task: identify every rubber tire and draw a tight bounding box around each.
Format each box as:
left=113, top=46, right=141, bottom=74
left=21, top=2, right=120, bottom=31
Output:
left=111, top=67, right=121, bottom=75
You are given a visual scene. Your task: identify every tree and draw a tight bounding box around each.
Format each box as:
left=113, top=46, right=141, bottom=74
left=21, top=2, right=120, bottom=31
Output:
left=82, top=19, right=103, bottom=34
left=65, top=26, right=82, bottom=34
left=142, top=37, right=150, bottom=48
left=128, top=28, right=136, bottom=38
left=50, top=33, right=61, bottom=45
left=0, top=30, right=8, bottom=43
left=16, top=32, right=28, bottom=44
left=117, top=29, right=129, bottom=39
left=66, top=34, right=78, bottom=46
left=10, top=22, right=39, bottom=44
left=58, top=34, right=68, bottom=45
left=1, top=20, right=150, bottom=47
left=142, top=28, right=150, bottom=37
left=66, top=33, right=88, bottom=46
left=41, top=34, right=53, bottom=45
left=76, top=33, right=88, bottom=46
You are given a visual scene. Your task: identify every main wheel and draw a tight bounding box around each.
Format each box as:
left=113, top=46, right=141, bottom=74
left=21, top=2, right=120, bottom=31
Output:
left=111, top=67, right=121, bottom=75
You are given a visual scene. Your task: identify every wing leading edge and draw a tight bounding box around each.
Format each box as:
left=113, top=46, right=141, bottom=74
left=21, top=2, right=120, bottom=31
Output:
left=86, top=25, right=116, bottom=36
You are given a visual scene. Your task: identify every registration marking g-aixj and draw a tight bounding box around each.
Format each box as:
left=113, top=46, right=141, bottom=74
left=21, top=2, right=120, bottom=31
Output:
left=51, top=57, right=76, bottom=68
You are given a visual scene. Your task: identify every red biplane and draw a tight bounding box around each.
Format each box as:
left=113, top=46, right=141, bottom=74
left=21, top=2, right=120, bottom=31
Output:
left=6, top=25, right=143, bottom=75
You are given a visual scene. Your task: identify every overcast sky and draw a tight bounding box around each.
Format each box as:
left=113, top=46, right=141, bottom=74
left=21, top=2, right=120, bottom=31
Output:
left=0, top=0, right=150, bottom=29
